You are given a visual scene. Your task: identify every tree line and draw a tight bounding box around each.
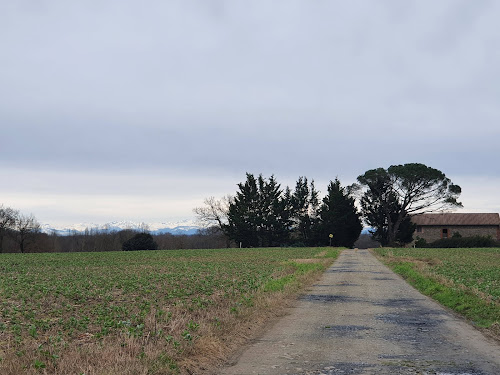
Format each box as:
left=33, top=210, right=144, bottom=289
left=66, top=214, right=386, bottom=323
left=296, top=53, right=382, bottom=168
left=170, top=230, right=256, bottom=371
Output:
left=1, top=163, right=461, bottom=252
left=0, top=207, right=227, bottom=253
left=195, top=174, right=363, bottom=248
left=195, top=163, right=462, bottom=248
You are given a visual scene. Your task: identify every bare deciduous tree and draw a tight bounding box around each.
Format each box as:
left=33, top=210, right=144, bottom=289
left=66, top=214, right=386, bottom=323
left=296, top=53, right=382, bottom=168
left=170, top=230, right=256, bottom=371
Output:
left=0, top=205, right=18, bottom=253
left=139, top=222, right=150, bottom=233
left=12, top=214, right=41, bottom=253
left=193, top=195, right=232, bottom=235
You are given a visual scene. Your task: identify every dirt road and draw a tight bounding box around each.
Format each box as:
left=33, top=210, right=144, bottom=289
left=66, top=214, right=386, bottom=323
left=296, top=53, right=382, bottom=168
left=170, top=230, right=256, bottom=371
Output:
left=220, top=249, right=500, bottom=374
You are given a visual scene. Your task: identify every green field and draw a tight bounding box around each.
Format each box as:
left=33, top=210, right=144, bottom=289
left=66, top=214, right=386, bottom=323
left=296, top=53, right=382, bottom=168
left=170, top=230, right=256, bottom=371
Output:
left=373, top=247, right=500, bottom=331
left=0, top=247, right=338, bottom=374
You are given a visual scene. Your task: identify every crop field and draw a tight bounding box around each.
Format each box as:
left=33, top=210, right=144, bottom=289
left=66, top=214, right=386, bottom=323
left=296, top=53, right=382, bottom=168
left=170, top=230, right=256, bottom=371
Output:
left=373, top=247, right=500, bottom=335
left=0, top=247, right=338, bottom=374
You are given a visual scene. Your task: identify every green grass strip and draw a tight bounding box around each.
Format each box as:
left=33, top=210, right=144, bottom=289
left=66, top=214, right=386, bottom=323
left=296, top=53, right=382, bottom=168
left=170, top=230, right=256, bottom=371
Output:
left=262, top=274, right=296, bottom=292
left=262, top=248, right=341, bottom=293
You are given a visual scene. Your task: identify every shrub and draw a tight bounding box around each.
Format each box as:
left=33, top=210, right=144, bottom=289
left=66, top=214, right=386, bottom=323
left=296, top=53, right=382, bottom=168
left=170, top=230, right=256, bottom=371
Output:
left=414, top=237, right=428, bottom=248
left=122, top=233, right=158, bottom=251
left=427, top=235, right=499, bottom=248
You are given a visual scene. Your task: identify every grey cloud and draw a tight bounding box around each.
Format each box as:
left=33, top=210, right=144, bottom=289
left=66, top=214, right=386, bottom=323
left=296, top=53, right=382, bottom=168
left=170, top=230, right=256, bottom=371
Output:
left=1, top=1, right=499, bottom=213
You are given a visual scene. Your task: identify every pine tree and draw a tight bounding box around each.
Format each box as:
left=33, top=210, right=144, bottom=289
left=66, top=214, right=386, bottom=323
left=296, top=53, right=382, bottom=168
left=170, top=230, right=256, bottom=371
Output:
left=226, top=173, right=260, bottom=247
left=357, top=163, right=461, bottom=246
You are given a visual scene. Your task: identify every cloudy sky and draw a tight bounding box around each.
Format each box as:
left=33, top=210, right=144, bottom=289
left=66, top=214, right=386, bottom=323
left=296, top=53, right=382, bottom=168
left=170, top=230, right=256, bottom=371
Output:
left=1, top=0, right=499, bottom=227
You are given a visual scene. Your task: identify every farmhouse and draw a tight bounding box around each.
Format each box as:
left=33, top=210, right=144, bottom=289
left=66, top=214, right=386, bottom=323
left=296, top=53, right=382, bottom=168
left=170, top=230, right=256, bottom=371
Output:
left=411, top=213, right=500, bottom=242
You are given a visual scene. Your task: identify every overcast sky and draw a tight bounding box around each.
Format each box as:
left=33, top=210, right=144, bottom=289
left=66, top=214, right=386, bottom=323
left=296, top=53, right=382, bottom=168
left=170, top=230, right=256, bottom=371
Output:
left=1, top=0, right=499, bottom=226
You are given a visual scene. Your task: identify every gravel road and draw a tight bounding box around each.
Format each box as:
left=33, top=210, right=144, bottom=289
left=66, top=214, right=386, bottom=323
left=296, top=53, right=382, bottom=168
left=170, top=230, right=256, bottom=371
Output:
left=220, top=249, right=500, bottom=375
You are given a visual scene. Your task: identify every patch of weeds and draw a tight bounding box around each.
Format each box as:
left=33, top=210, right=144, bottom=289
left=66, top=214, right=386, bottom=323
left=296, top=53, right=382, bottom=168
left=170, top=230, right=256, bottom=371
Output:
left=186, top=320, right=199, bottom=331
left=152, top=353, right=179, bottom=374
left=181, top=330, right=193, bottom=341
left=33, top=360, right=46, bottom=370
left=292, top=262, right=324, bottom=274
left=29, top=325, right=38, bottom=338
left=263, top=275, right=295, bottom=292
left=239, top=295, right=254, bottom=307
left=128, top=323, right=145, bottom=337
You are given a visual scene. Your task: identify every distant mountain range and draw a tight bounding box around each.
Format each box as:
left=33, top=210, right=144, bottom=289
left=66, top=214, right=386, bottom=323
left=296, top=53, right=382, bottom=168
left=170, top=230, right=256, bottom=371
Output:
left=41, top=220, right=201, bottom=236
left=41, top=221, right=373, bottom=237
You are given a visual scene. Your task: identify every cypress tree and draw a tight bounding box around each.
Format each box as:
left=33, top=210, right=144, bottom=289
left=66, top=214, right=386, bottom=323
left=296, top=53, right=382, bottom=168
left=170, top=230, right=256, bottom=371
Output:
left=290, top=177, right=319, bottom=245
left=317, top=178, right=362, bottom=248
left=226, top=173, right=292, bottom=247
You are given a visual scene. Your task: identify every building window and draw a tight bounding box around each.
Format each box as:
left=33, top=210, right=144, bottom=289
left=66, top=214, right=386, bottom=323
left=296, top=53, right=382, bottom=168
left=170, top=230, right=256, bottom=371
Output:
left=416, top=226, right=423, bottom=233
left=442, top=228, right=448, bottom=238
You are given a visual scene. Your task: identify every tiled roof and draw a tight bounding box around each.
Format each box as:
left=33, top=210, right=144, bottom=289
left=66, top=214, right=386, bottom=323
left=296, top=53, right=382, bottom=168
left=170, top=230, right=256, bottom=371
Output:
left=411, top=213, right=500, bottom=226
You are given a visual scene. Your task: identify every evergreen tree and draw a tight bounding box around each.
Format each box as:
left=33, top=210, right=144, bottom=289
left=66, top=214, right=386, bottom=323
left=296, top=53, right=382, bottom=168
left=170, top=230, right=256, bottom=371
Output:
left=395, top=216, right=416, bottom=244
left=290, top=177, right=319, bottom=245
left=122, top=232, right=158, bottom=251
left=225, top=173, right=291, bottom=247
left=226, top=173, right=260, bottom=247
left=359, top=172, right=399, bottom=245
left=317, top=178, right=362, bottom=248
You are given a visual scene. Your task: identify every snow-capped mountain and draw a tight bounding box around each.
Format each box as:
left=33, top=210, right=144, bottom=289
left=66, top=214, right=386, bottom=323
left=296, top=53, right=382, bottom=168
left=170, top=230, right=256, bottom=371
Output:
left=41, top=219, right=201, bottom=236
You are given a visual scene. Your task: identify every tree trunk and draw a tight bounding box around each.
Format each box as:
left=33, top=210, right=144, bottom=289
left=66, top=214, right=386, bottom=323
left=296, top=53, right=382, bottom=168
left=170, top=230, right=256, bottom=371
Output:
left=387, top=228, right=396, bottom=246
left=388, top=211, right=406, bottom=247
left=384, top=207, right=395, bottom=246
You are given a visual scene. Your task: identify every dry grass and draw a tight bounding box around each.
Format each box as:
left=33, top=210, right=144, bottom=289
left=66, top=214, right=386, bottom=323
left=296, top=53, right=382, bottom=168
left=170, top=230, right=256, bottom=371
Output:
left=291, top=258, right=324, bottom=264
left=314, top=250, right=327, bottom=257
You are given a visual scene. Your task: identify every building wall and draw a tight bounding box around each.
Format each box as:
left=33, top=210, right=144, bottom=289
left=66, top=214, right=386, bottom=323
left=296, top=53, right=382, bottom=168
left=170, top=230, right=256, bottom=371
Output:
left=415, top=225, right=500, bottom=243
